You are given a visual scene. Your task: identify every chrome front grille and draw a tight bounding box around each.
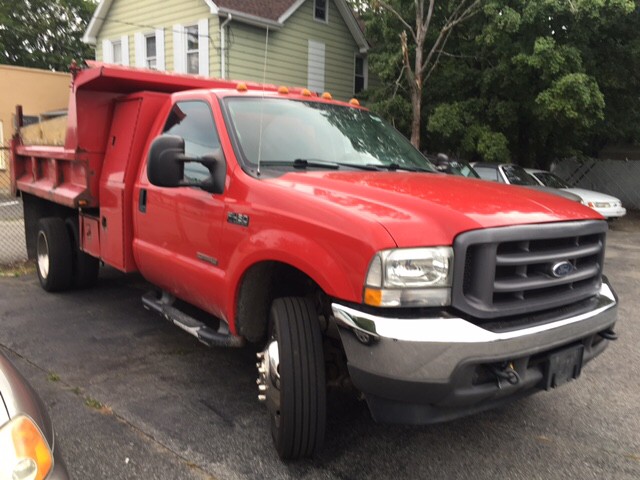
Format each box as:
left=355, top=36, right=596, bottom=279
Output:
left=452, top=221, right=607, bottom=319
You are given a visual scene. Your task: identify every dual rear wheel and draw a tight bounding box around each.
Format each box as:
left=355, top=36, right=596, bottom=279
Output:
left=36, top=217, right=99, bottom=292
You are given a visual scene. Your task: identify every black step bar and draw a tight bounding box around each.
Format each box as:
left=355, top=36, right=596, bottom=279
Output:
left=142, top=291, right=245, bottom=348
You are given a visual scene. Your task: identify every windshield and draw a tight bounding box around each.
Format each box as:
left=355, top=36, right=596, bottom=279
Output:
left=501, top=165, right=540, bottom=186
left=533, top=172, right=570, bottom=188
left=447, top=160, right=479, bottom=178
left=224, top=97, right=436, bottom=173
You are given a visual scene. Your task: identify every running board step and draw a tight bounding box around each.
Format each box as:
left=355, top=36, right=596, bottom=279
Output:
left=142, top=291, right=245, bottom=348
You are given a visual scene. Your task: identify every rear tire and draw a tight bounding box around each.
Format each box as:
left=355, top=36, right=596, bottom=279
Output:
left=260, top=297, right=326, bottom=460
left=66, top=218, right=99, bottom=289
left=36, top=217, right=73, bottom=292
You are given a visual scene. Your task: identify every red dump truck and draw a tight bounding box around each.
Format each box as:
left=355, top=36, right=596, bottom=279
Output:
left=10, top=62, right=619, bottom=459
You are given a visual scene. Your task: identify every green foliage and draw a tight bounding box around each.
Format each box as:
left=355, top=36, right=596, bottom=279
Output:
left=359, top=0, right=640, bottom=167
left=0, top=0, right=95, bottom=71
left=471, top=126, right=510, bottom=163
left=535, top=73, right=605, bottom=127
left=428, top=100, right=510, bottom=162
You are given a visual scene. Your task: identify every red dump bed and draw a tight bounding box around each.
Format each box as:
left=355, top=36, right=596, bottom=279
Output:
left=10, top=61, right=283, bottom=208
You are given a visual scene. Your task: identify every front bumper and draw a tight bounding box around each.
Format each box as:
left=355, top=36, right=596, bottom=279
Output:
left=332, top=281, right=617, bottom=424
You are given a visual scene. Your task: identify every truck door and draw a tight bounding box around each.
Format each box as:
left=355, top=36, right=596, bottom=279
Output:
left=134, top=100, right=227, bottom=317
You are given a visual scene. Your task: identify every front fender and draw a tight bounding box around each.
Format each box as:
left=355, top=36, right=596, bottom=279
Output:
left=223, top=228, right=379, bottom=331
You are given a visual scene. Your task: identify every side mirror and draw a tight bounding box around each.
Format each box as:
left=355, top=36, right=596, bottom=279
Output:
left=147, top=136, right=226, bottom=194
left=197, top=149, right=226, bottom=195
left=147, top=135, right=185, bottom=188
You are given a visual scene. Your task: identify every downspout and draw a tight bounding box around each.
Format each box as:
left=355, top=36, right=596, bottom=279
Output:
left=220, top=14, right=232, bottom=79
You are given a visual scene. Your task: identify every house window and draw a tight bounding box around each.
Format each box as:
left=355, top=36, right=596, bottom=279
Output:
left=354, top=55, right=366, bottom=94
left=112, top=40, right=122, bottom=64
left=145, top=34, right=157, bottom=69
left=314, top=0, right=328, bottom=22
left=186, top=25, right=199, bottom=74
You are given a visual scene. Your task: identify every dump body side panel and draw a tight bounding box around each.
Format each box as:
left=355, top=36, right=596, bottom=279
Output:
left=98, top=91, right=170, bottom=272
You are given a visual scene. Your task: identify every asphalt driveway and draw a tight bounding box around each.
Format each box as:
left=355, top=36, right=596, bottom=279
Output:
left=0, top=216, right=639, bottom=479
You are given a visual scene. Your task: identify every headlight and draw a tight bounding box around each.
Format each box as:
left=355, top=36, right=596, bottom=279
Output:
left=364, top=247, right=453, bottom=307
left=588, top=201, right=611, bottom=208
left=0, top=415, right=53, bottom=480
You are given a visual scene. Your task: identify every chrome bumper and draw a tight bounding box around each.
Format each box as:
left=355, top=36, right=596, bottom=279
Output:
left=332, top=282, right=617, bottom=385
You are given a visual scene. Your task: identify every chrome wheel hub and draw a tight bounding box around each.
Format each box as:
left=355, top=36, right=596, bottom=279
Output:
left=37, top=231, right=50, bottom=280
left=257, top=339, right=281, bottom=419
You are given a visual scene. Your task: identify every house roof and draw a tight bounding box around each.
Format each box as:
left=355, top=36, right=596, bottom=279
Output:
left=214, top=0, right=296, bottom=22
left=83, top=0, right=368, bottom=52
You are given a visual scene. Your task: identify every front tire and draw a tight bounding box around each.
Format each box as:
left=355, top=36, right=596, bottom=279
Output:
left=258, top=297, right=326, bottom=459
left=36, top=217, right=73, bottom=292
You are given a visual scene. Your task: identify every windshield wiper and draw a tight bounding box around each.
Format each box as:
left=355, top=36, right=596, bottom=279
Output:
left=259, top=159, right=340, bottom=170
left=292, top=159, right=382, bottom=171
left=260, top=159, right=432, bottom=173
left=367, top=162, right=433, bottom=173
left=335, top=162, right=381, bottom=171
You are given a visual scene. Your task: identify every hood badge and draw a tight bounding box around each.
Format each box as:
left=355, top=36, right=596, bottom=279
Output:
left=227, top=212, right=250, bottom=227
left=551, top=261, right=574, bottom=278
left=197, top=252, right=219, bottom=266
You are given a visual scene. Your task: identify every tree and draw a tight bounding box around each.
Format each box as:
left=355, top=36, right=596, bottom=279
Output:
left=424, top=0, right=637, bottom=167
left=0, top=0, right=95, bottom=71
left=370, top=0, right=483, bottom=148
left=360, top=0, right=639, bottom=166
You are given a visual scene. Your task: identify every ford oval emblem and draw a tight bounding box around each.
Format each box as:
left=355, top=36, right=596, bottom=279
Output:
left=551, top=261, right=574, bottom=278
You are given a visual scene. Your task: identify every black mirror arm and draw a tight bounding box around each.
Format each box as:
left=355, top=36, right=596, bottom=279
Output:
left=178, top=178, right=217, bottom=193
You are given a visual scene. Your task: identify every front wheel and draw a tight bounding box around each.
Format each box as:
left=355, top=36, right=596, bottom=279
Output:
left=257, top=297, right=326, bottom=459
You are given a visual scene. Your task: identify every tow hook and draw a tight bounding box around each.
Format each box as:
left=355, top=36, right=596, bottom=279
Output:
left=490, top=362, right=520, bottom=390
left=598, top=328, right=618, bottom=341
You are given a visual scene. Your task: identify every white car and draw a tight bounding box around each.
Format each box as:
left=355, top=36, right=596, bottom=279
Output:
left=471, top=163, right=583, bottom=202
left=526, top=168, right=626, bottom=219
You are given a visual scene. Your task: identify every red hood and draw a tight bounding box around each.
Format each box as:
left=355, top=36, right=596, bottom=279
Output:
left=267, top=171, right=603, bottom=247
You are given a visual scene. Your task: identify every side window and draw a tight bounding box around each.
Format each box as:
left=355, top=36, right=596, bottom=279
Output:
left=475, top=167, right=499, bottom=182
left=162, top=101, right=220, bottom=182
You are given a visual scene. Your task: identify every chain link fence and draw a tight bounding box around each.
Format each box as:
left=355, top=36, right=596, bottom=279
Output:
left=0, top=145, right=27, bottom=266
left=553, top=158, right=640, bottom=211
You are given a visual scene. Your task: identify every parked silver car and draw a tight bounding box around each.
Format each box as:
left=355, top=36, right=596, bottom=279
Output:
left=0, top=349, right=69, bottom=480
left=526, top=168, right=627, bottom=219
left=472, top=162, right=583, bottom=202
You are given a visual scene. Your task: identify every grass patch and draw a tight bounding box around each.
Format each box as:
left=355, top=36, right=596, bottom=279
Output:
left=0, top=260, right=35, bottom=277
left=84, top=397, right=103, bottom=409
left=47, top=372, right=60, bottom=382
left=84, top=396, right=113, bottom=415
left=71, top=387, right=82, bottom=395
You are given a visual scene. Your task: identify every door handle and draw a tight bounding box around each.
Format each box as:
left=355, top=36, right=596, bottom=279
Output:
left=139, top=188, right=147, bottom=213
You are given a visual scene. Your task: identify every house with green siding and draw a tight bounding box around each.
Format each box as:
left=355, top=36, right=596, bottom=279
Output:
left=83, top=0, right=369, bottom=100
